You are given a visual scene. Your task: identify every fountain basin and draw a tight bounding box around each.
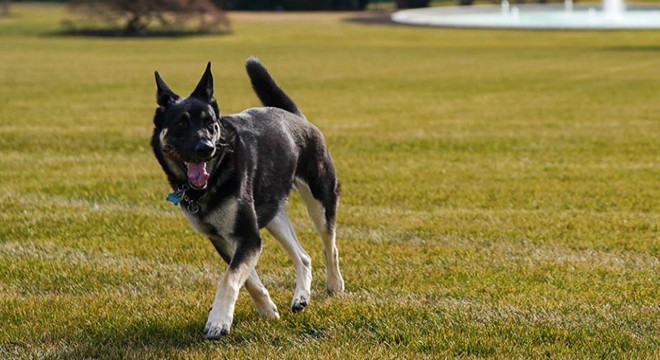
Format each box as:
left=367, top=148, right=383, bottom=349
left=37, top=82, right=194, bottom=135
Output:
left=391, top=5, right=660, bottom=30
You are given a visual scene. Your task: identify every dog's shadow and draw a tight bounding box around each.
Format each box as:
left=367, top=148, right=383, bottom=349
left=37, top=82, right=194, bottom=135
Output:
left=51, top=314, right=265, bottom=358
left=50, top=303, right=333, bottom=358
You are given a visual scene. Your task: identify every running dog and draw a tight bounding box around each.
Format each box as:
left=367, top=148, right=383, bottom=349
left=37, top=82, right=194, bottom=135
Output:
left=150, top=57, right=344, bottom=339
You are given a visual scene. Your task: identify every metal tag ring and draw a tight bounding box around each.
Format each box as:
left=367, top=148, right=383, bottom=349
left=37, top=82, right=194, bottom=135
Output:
left=187, top=202, right=200, bottom=214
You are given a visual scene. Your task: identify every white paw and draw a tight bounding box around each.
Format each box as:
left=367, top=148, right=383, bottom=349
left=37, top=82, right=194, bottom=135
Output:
left=256, top=300, right=280, bottom=319
left=291, top=291, right=310, bottom=313
left=204, top=309, right=233, bottom=340
left=204, top=321, right=231, bottom=340
left=326, top=273, right=344, bottom=295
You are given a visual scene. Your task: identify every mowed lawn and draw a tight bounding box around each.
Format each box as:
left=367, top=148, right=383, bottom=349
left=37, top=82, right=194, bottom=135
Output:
left=0, top=3, right=658, bottom=359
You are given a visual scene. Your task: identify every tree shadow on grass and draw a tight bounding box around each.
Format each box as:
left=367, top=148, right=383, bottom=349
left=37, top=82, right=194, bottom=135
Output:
left=54, top=28, right=232, bottom=38
left=343, top=11, right=397, bottom=26
left=602, top=46, right=660, bottom=52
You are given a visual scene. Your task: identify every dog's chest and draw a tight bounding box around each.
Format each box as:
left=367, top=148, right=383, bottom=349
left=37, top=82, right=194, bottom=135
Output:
left=183, top=198, right=239, bottom=239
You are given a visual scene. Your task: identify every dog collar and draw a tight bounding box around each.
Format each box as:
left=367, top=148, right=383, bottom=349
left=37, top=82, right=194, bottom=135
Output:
left=166, top=184, right=200, bottom=213
left=165, top=125, right=235, bottom=214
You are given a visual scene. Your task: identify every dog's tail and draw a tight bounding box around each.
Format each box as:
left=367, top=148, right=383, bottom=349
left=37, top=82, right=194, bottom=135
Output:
left=246, top=56, right=305, bottom=119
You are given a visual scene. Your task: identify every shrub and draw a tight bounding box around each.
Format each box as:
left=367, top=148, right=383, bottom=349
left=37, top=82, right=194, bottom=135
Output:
left=395, top=0, right=431, bottom=9
left=215, top=0, right=369, bottom=10
left=67, top=0, right=231, bottom=36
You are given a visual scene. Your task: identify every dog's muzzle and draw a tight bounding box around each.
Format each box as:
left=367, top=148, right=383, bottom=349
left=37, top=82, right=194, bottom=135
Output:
left=195, top=139, right=215, bottom=158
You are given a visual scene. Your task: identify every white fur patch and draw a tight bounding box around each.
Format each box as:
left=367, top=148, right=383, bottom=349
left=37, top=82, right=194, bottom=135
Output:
left=266, top=209, right=312, bottom=310
left=159, top=128, right=168, bottom=144
left=295, top=178, right=344, bottom=295
left=205, top=198, right=239, bottom=239
left=295, top=178, right=327, bottom=233
left=159, top=128, right=186, bottom=179
left=244, top=269, right=279, bottom=318
left=183, top=197, right=238, bottom=239
left=205, top=250, right=259, bottom=339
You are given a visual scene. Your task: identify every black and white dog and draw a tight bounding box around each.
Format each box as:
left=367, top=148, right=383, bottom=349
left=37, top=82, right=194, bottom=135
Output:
left=150, top=58, right=344, bottom=339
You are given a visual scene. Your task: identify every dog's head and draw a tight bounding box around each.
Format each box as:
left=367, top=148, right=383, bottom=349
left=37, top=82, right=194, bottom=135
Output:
left=152, top=63, right=222, bottom=189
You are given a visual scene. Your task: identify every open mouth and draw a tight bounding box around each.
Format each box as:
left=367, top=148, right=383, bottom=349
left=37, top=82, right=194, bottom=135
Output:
left=185, top=162, right=210, bottom=189
left=162, top=144, right=212, bottom=189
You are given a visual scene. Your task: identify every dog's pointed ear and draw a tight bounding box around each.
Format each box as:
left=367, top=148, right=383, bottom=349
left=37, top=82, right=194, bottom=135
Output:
left=155, top=71, right=180, bottom=107
left=190, top=62, right=214, bottom=102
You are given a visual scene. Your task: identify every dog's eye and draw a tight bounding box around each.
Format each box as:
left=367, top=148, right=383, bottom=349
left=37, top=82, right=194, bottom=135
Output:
left=176, top=120, right=187, bottom=129
left=176, top=113, right=190, bottom=128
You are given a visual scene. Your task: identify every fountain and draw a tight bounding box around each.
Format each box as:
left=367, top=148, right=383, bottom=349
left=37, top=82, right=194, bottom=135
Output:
left=511, top=6, right=520, bottom=23
left=603, top=0, right=625, bottom=19
left=501, top=0, right=510, bottom=15
left=564, top=0, right=573, bottom=13
left=391, top=0, right=660, bottom=29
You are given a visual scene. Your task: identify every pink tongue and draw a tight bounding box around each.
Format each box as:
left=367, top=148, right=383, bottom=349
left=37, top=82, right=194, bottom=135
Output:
left=185, top=162, right=209, bottom=188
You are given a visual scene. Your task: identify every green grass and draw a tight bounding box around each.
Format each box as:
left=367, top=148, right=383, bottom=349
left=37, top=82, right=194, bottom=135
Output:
left=1, top=4, right=658, bottom=359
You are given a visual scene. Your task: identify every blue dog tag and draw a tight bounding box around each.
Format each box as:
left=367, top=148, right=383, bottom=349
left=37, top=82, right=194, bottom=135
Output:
left=166, top=192, right=182, bottom=206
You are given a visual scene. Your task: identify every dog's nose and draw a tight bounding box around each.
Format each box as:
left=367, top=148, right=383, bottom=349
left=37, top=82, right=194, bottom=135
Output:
left=195, top=140, right=215, bottom=157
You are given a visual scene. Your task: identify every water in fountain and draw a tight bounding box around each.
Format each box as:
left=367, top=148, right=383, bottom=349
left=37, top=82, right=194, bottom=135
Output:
left=511, top=6, right=520, bottom=22
left=501, top=0, right=510, bottom=15
left=564, top=0, right=573, bottom=13
left=392, top=0, right=660, bottom=29
left=603, top=0, right=625, bottom=19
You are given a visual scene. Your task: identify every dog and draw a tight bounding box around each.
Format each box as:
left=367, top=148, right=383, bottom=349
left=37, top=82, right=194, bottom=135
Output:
left=150, top=57, right=344, bottom=339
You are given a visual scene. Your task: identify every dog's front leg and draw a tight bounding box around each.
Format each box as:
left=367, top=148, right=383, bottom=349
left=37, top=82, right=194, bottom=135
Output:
left=204, top=239, right=261, bottom=339
left=204, top=204, right=262, bottom=339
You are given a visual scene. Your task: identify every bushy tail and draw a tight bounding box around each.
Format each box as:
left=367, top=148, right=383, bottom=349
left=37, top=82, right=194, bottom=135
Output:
left=245, top=56, right=305, bottom=119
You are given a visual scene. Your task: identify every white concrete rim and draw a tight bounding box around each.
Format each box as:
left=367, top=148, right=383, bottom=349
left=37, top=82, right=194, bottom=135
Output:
left=391, top=5, right=660, bottom=30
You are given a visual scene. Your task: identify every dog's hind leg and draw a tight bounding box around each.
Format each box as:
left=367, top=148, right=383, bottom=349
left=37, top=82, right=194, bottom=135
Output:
left=266, top=208, right=312, bottom=312
left=209, top=236, right=279, bottom=320
left=296, top=179, right=344, bottom=295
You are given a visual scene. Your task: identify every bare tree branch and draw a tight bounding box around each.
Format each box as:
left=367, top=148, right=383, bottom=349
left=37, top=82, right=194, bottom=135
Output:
left=1, top=0, right=10, bottom=17
left=68, top=0, right=230, bottom=35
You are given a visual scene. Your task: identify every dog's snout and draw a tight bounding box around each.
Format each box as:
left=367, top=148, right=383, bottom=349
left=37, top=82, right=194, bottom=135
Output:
left=195, top=140, right=215, bottom=157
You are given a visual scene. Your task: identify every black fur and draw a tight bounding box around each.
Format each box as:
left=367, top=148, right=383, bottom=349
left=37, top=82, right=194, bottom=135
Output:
left=245, top=57, right=303, bottom=118
left=150, top=58, right=341, bottom=325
